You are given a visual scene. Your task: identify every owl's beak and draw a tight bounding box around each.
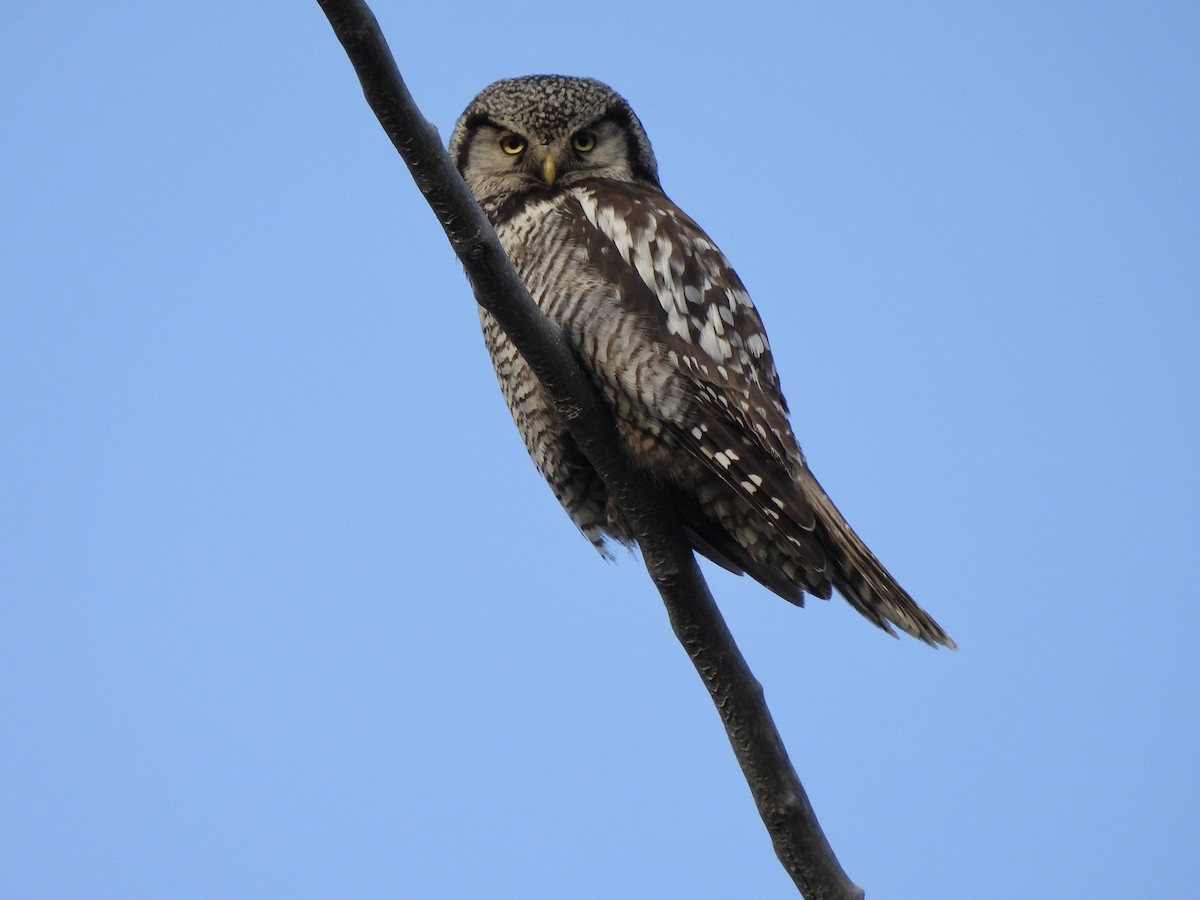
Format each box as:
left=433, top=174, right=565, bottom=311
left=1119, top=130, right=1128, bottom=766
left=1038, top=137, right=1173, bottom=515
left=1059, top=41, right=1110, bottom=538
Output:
left=530, top=143, right=561, bottom=186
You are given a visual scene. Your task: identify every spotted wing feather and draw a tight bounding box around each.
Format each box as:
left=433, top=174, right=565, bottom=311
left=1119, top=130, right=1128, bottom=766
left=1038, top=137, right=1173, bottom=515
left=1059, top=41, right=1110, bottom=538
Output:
left=566, top=180, right=953, bottom=645
left=562, top=182, right=828, bottom=585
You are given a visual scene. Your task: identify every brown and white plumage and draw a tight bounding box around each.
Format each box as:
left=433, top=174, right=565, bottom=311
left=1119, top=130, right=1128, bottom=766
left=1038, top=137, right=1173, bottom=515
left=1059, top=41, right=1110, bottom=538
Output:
left=450, top=75, right=954, bottom=648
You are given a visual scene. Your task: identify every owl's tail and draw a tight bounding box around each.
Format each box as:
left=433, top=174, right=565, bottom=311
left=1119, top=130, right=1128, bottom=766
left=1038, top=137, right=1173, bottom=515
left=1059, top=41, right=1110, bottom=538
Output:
left=796, top=469, right=957, bottom=649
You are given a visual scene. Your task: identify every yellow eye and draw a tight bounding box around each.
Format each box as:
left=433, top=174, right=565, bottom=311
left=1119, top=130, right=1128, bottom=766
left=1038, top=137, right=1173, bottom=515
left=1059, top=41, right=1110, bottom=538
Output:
left=499, top=134, right=526, bottom=155
left=572, top=131, right=596, bottom=152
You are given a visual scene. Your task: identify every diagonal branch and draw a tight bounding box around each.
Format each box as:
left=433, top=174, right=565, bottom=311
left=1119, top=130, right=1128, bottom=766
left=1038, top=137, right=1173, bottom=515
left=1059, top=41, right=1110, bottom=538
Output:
left=316, top=2, right=864, bottom=897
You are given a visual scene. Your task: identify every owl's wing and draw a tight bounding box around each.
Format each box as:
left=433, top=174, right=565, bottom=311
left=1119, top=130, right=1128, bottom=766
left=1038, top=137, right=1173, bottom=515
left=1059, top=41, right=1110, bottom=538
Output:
left=563, top=181, right=955, bottom=646
left=568, top=181, right=833, bottom=590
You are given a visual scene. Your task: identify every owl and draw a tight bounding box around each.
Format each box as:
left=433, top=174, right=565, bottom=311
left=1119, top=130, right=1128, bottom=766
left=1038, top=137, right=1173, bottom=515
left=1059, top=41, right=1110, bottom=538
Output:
left=450, top=75, right=953, bottom=648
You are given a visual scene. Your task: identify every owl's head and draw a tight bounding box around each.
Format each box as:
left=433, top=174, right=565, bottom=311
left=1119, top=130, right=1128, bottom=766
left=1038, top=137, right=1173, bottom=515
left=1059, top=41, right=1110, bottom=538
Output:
left=450, top=75, right=661, bottom=203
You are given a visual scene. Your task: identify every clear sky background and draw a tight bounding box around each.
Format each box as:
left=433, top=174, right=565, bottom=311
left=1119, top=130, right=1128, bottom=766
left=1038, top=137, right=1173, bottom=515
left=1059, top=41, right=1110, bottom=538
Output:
left=3, top=3, right=1197, bottom=898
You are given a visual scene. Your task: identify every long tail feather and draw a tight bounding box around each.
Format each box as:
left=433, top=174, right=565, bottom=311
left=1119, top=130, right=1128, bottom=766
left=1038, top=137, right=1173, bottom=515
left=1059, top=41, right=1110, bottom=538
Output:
left=797, top=470, right=956, bottom=649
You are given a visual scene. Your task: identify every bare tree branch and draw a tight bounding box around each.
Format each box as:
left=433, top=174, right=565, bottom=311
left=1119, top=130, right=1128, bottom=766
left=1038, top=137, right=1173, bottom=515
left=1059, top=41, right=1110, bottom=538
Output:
left=316, top=2, right=865, bottom=896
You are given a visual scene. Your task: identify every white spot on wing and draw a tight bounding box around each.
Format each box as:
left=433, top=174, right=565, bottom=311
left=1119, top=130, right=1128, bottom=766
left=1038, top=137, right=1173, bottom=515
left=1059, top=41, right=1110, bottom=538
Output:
left=698, top=313, right=728, bottom=361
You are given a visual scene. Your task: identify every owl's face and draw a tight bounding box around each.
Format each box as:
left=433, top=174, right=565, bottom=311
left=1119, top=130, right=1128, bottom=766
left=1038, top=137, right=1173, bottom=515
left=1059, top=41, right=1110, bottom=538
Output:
left=450, top=76, right=661, bottom=205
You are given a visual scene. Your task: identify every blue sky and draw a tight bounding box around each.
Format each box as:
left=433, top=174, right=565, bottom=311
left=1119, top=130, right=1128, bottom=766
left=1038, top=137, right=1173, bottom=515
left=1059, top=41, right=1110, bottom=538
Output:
left=3, top=3, right=1197, bottom=898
